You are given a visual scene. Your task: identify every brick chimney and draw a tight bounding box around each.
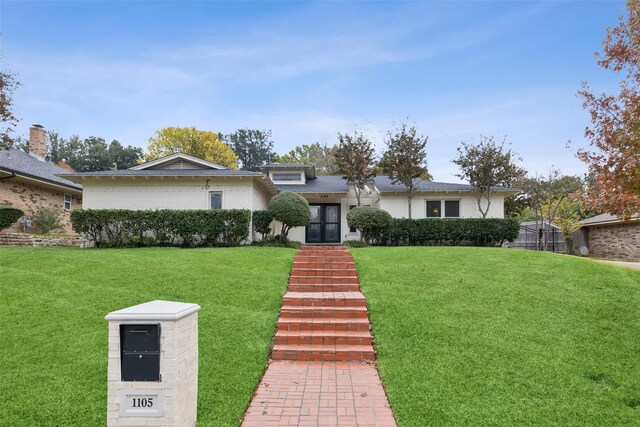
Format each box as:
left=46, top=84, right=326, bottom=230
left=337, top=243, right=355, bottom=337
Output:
left=29, top=124, right=46, bottom=160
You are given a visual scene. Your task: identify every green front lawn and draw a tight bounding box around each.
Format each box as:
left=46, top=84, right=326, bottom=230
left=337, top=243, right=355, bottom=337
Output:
left=352, top=247, right=640, bottom=426
left=0, top=247, right=294, bottom=426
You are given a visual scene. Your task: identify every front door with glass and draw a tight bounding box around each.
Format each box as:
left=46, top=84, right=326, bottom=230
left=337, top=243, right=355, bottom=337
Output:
left=306, top=204, right=341, bottom=243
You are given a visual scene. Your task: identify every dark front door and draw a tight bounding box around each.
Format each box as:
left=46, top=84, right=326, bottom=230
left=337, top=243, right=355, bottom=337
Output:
left=306, top=204, right=341, bottom=243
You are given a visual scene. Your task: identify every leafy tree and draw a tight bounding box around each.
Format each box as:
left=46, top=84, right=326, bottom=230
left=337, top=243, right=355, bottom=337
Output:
left=50, top=135, right=142, bottom=172
left=268, top=192, right=311, bottom=240
left=0, top=70, right=20, bottom=150
left=276, top=142, right=339, bottom=175
left=334, top=132, right=376, bottom=206
left=518, top=170, right=583, bottom=250
left=550, top=198, right=584, bottom=255
left=577, top=0, right=640, bottom=219
left=226, top=129, right=275, bottom=171
left=17, top=131, right=142, bottom=171
left=146, top=127, right=238, bottom=169
left=379, top=124, right=429, bottom=218
left=452, top=136, right=527, bottom=218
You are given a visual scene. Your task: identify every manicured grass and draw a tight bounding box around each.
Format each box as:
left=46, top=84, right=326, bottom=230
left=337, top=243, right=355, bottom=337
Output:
left=352, top=247, right=640, bottom=426
left=0, top=247, right=294, bottom=426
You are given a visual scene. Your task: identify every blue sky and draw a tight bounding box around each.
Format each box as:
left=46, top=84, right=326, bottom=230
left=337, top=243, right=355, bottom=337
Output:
left=1, top=0, right=625, bottom=181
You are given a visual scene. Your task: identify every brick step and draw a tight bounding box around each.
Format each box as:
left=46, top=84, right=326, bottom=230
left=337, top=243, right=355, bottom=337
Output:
left=271, top=344, right=375, bottom=361
left=289, top=276, right=359, bottom=284
left=277, top=317, right=370, bottom=332
left=287, top=284, right=361, bottom=292
left=282, top=292, right=366, bottom=307
left=290, top=268, right=357, bottom=275
left=294, top=255, right=353, bottom=261
left=280, top=305, right=368, bottom=318
left=292, top=262, right=356, bottom=269
left=299, top=246, right=349, bottom=251
left=274, top=330, right=373, bottom=346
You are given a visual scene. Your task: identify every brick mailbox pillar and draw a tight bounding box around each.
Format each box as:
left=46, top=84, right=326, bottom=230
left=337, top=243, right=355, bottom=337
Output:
left=105, top=300, right=201, bottom=427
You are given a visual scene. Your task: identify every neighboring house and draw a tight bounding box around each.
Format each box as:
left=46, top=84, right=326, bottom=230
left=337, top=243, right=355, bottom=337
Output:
left=59, top=154, right=517, bottom=244
left=578, top=213, right=639, bottom=261
left=0, top=125, right=83, bottom=234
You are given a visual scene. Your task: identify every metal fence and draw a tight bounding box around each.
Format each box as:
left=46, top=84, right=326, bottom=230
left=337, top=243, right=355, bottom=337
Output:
left=511, top=222, right=567, bottom=253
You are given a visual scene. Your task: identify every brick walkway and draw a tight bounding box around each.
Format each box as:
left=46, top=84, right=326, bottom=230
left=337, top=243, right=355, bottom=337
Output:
left=242, top=246, right=396, bottom=427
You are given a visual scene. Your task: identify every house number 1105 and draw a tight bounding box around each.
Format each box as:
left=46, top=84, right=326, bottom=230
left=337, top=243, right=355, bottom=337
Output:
left=132, top=397, right=153, bottom=408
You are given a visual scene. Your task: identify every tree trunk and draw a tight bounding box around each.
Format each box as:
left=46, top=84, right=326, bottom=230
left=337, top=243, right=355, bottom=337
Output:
left=355, top=184, right=361, bottom=207
left=407, top=190, right=413, bottom=219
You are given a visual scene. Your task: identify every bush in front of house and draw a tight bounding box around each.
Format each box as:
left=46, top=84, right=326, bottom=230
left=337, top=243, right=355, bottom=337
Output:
left=268, top=192, right=311, bottom=241
left=383, top=217, right=520, bottom=246
left=32, top=206, right=63, bottom=234
left=0, top=206, right=24, bottom=230
left=70, top=208, right=251, bottom=248
left=252, top=210, right=272, bottom=240
left=347, top=206, right=393, bottom=244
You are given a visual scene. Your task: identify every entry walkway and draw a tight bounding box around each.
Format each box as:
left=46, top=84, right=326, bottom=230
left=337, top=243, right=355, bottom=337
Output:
left=242, top=246, right=396, bottom=427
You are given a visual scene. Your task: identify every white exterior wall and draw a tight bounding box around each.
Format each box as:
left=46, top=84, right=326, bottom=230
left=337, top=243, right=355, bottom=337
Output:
left=378, top=192, right=505, bottom=219
left=82, top=177, right=259, bottom=211
left=81, top=176, right=267, bottom=242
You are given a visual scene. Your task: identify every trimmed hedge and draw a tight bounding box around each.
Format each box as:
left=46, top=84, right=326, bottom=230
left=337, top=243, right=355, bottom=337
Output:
left=268, top=192, right=310, bottom=240
left=0, top=206, right=24, bottom=230
left=71, top=209, right=251, bottom=248
left=380, top=218, right=520, bottom=246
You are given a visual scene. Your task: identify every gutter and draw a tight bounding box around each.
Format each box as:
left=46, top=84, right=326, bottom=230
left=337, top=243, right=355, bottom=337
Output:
left=0, top=171, right=16, bottom=181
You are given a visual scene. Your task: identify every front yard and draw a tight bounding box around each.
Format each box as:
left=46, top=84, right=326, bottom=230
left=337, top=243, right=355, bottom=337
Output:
left=0, top=247, right=294, bottom=426
left=2, top=246, right=639, bottom=426
left=352, top=247, right=640, bottom=426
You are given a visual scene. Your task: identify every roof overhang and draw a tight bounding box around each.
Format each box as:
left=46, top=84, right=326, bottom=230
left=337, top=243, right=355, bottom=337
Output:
left=1, top=167, right=82, bottom=194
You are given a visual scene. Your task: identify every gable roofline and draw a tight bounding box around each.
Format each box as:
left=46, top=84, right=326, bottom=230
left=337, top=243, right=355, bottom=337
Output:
left=129, top=152, right=229, bottom=170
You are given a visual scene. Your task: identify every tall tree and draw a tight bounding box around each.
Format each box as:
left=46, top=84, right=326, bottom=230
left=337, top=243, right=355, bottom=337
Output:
left=146, top=127, right=238, bottom=169
left=0, top=70, right=20, bottom=150
left=276, top=142, right=339, bottom=175
left=43, top=132, right=142, bottom=171
left=577, top=0, right=640, bottom=219
left=226, top=129, right=275, bottom=171
left=379, top=124, right=429, bottom=218
left=334, top=132, right=376, bottom=206
left=452, top=136, right=527, bottom=218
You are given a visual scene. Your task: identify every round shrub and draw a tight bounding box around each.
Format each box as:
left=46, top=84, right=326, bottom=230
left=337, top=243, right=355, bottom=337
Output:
left=0, top=206, right=24, bottom=230
left=268, top=192, right=311, bottom=240
left=347, top=206, right=392, bottom=243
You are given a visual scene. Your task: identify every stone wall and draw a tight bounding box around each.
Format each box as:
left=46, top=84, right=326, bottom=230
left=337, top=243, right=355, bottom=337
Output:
left=0, top=232, right=82, bottom=247
left=587, top=222, right=640, bottom=261
left=0, top=178, right=81, bottom=234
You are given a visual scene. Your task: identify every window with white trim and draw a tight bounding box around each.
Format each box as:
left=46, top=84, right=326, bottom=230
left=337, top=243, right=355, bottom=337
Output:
left=209, top=191, right=223, bottom=210
left=64, top=193, right=72, bottom=210
left=426, top=200, right=459, bottom=218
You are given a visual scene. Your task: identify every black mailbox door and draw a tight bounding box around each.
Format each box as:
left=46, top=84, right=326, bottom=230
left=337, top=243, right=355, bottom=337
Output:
left=120, top=324, right=160, bottom=381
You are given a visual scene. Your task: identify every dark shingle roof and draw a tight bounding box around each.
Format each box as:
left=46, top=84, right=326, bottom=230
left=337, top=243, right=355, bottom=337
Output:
left=59, top=169, right=263, bottom=177
left=0, top=149, right=82, bottom=190
left=275, top=175, right=349, bottom=193
left=373, top=176, right=516, bottom=192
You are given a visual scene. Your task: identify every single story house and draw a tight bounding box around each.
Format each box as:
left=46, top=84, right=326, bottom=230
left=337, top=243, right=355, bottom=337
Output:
left=578, top=213, right=639, bottom=261
left=0, top=125, right=83, bottom=234
left=58, top=153, right=517, bottom=244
